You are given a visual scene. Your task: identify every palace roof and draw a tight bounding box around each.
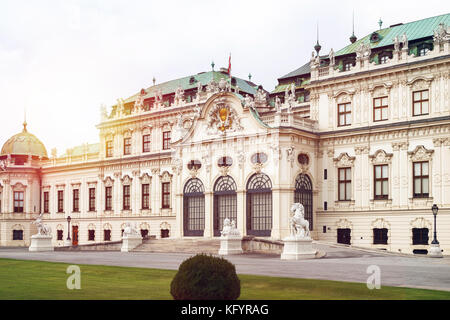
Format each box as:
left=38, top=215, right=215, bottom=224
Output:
left=336, top=13, right=450, bottom=57
left=122, top=70, right=259, bottom=105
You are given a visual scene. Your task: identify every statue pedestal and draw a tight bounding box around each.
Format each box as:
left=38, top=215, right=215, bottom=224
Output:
left=281, top=237, right=317, bottom=260
left=218, top=235, right=243, bottom=255
left=428, top=243, right=443, bottom=258
left=29, top=235, right=54, bottom=252
left=121, top=235, right=142, bottom=252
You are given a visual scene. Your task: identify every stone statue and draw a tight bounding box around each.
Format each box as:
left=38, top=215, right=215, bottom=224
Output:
left=33, top=213, right=52, bottom=236
left=133, top=89, right=146, bottom=113
left=123, top=222, right=140, bottom=237
left=219, top=77, right=227, bottom=91
left=196, top=81, right=202, bottom=100
left=275, top=96, right=281, bottom=113
left=433, top=23, right=449, bottom=45
left=174, top=86, right=184, bottom=106
left=220, top=218, right=240, bottom=237
left=193, top=104, right=202, bottom=118
left=116, top=98, right=125, bottom=118
left=172, top=112, right=187, bottom=142
left=329, top=48, right=335, bottom=66
left=289, top=203, right=310, bottom=238
left=0, top=159, right=6, bottom=171
left=100, top=104, right=108, bottom=121
left=235, top=85, right=240, bottom=95
left=401, top=33, right=408, bottom=50
left=393, top=35, right=400, bottom=51
left=155, top=89, right=163, bottom=105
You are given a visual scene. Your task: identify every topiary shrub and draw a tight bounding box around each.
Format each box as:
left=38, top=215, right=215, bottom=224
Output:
left=170, top=253, right=240, bottom=300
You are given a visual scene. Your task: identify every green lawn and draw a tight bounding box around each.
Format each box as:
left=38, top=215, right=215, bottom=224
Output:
left=0, top=258, right=449, bottom=300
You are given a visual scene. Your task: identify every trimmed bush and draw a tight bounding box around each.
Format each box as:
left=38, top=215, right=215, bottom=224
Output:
left=170, top=253, right=240, bottom=300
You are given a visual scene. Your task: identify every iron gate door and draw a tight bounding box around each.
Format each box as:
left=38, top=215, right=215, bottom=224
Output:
left=294, top=174, right=313, bottom=230
left=183, top=178, right=205, bottom=236
left=213, top=176, right=237, bottom=236
left=246, top=173, right=272, bottom=237
left=337, top=228, right=351, bottom=245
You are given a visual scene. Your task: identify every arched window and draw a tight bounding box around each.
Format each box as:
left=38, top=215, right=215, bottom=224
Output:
left=213, top=176, right=237, bottom=236
left=246, top=173, right=272, bottom=236
left=183, top=178, right=205, bottom=236
left=294, top=174, right=313, bottom=230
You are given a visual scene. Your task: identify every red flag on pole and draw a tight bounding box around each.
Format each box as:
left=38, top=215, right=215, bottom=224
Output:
left=227, top=53, right=231, bottom=75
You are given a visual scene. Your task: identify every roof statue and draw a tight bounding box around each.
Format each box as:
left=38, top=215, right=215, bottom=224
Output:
left=116, top=98, right=125, bottom=118
left=219, top=77, right=227, bottom=92
left=275, top=96, right=282, bottom=113
left=434, top=22, right=449, bottom=45
left=196, top=81, right=202, bottom=101
left=242, top=94, right=255, bottom=110
left=100, top=104, right=108, bottom=121
left=329, top=48, right=335, bottom=66
left=401, top=33, right=408, bottom=50
left=133, top=89, right=146, bottom=113
left=393, top=35, right=400, bottom=52
left=174, top=86, right=185, bottom=106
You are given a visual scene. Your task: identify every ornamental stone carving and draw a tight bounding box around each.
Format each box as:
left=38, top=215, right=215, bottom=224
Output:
left=369, top=150, right=393, bottom=164
left=206, top=101, right=243, bottom=135
left=121, top=175, right=132, bottom=185
left=104, top=176, right=114, bottom=187
left=407, top=145, right=434, bottom=162
left=371, top=218, right=391, bottom=229
left=410, top=217, right=431, bottom=229
left=160, top=171, right=173, bottom=183
left=140, top=173, right=152, bottom=184
left=336, top=218, right=352, bottom=229
left=333, top=152, right=356, bottom=167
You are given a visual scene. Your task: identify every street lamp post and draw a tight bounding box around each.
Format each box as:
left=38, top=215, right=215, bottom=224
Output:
left=429, top=204, right=443, bottom=258
left=64, top=216, right=72, bottom=246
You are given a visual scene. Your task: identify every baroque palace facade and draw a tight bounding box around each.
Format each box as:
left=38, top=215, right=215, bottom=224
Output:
left=0, top=13, right=449, bottom=255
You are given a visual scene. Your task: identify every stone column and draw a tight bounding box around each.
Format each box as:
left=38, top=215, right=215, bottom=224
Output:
left=151, top=169, right=160, bottom=216
left=236, top=190, right=246, bottom=237
left=391, top=143, right=401, bottom=208
left=97, top=174, right=104, bottom=216
left=114, top=172, right=121, bottom=214
left=433, top=138, right=443, bottom=205
left=204, top=191, right=213, bottom=238
left=132, top=170, right=140, bottom=215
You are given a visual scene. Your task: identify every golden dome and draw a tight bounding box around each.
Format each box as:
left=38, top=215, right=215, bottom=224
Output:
left=1, top=122, right=48, bottom=159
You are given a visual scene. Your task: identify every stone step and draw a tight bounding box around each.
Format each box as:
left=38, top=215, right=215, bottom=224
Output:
left=133, top=238, right=221, bottom=254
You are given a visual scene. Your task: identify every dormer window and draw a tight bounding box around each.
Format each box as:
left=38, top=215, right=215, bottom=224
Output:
left=380, top=55, right=389, bottom=64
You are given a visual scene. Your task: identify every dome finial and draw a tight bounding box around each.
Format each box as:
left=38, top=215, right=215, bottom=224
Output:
left=23, top=107, right=27, bottom=132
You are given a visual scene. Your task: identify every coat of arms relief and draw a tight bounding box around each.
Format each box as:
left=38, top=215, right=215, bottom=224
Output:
left=206, top=100, right=243, bottom=135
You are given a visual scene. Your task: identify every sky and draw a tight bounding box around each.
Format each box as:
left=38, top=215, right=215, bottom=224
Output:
left=1, top=0, right=449, bottom=156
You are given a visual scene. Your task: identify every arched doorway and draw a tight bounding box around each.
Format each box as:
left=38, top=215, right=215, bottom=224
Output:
left=183, top=178, right=205, bottom=236
left=246, top=173, right=272, bottom=236
left=294, top=173, right=313, bottom=230
left=213, top=175, right=237, bottom=236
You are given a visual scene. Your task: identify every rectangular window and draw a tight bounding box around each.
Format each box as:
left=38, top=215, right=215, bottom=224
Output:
left=324, top=201, right=328, bottom=211
left=72, top=189, right=79, bottom=212
left=344, top=62, right=352, bottom=71
left=104, top=230, right=111, bottom=241
left=413, top=161, right=429, bottom=198
left=43, top=191, right=49, bottom=213
left=123, top=185, right=130, bottom=210
left=373, top=96, right=388, bottom=122
left=374, top=164, right=389, bottom=199
left=13, top=191, right=24, bottom=213
left=106, top=140, right=113, bottom=157
left=13, top=230, right=23, bottom=240
left=413, top=90, right=429, bottom=116
left=373, top=228, right=388, bottom=244
left=412, top=228, right=429, bottom=245
left=105, top=186, right=112, bottom=211
left=89, top=188, right=96, bottom=211
left=142, top=184, right=150, bottom=209
left=162, top=182, right=170, bottom=209
left=57, top=230, right=63, bottom=241
left=124, top=137, right=131, bottom=155
left=142, top=134, right=151, bottom=153
left=162, top=131, right=171, bottom=150
left=57, top=190, right=64, bottom=213
left=337, top=103, right=351, bottom=127
left=324, top=169, right=327, bottom=180
left=88, top=230, right=95, bottom=241
left=338, top=168, right=352, bottom=201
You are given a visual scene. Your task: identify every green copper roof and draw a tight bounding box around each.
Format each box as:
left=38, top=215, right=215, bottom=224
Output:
left=123, top=71, right=258, bottom=104
left=336, top=13, right=450, bottom=57
left=1, top=123, right=48, bottom=159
